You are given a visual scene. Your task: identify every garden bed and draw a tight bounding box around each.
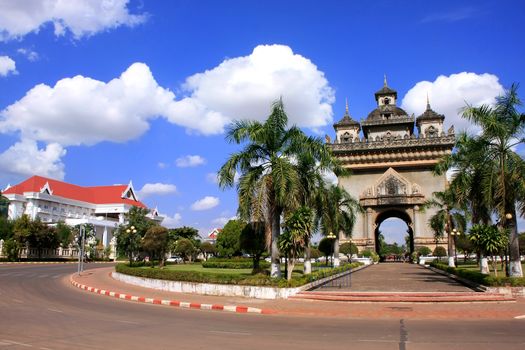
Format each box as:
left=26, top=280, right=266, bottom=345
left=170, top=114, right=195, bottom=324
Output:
left=430, top=261, right=525, bottom=287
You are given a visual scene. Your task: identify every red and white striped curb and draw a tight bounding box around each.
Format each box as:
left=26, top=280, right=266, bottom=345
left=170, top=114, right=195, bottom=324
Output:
left=70, top=276, right=273, bottom=315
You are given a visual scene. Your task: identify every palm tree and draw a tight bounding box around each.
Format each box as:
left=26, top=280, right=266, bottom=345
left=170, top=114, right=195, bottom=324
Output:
left=319, top=184, right=361, bottom=267
left=218, top=99, right=333, bottom=278
left=440, top=84, right=525, bottom=277
left=280, top=206, right=314, bottom=280
left=424, top=189, right=466, bottom=267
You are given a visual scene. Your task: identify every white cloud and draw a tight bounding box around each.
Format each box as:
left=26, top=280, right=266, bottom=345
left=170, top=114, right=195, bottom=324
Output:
left=0, top=62, right=173, bottom=146
left=161, top=213, right=182, bottom=228
left=211, top=216, right=237, bottom=227
left=206, top=172, right=219, bottom=184
left=138, top=183, right=177, bottom=198
left=321, top=170, right=338, bottom=186
left=157, top=162, right=168, bottom=169
left=173, top=44, right=335, bottom=132
left=401, top=72, right=504, bottom=134
left=0, top=0, right=147, bottom=41
left=0, top=56, right=16, bottom=76
left=17, top=48, right=39, bottom=61
left=191, top=196, right=220, bottom=211
left=176, top=155, right=206, bottom=168
left=0, top=139, right=65, bottom=180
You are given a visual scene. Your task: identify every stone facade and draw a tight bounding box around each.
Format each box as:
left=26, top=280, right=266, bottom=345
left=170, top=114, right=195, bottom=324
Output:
left=330, top=79, right=454, bottom=252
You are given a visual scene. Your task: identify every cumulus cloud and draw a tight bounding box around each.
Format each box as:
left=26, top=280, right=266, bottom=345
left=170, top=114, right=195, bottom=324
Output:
left=206, top=172, right=219, bottom=184
left=0, top=139, right=65, bottom=180
left=0, top=0, right=146, bottom=41
left=161, top=213, right=182, bottom=228
left=174, top=44, right=335, bottom=132
left=0, top=56, right=16, bottom=76
left=176, top=155, right=206, bottom=168
left=401, top=72, right=504, bottom=133
left=211, top=216, right=237, bottom=227
left=17, top=48, right=39, bottom=61
left=0, top=63, right=173, bottom=146
left=191, top=196, right=219, bottom=211
left=138, top=183, right=177, bottom=198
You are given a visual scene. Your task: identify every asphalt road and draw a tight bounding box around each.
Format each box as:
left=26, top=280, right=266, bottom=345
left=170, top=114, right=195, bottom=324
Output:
left=0, top=264, right=524, bottom=350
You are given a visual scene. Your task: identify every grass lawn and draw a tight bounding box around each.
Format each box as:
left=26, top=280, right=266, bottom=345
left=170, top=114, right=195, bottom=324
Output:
left=150, top=263, right=306, bottom=277
left=456, top=261, right=525, bottom=277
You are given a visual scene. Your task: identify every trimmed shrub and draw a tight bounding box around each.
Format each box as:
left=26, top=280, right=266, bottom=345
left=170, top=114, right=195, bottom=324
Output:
left=115, top=262, right=362, bottom=288
left=202, top=259, right=270, bottom=269
left=430, top=262, right=525, bottom=287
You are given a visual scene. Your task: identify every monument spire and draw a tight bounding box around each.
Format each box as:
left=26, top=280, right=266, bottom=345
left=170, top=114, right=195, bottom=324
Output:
left=426, top=92, right=431, bottom=110
left=384, top=74, right=388, bottom=87
left=345, top=98, right=349, bottom=115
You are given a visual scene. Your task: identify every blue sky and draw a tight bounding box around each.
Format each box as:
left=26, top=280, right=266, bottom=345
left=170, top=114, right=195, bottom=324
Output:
left=0, top=0, right=524, bottom=243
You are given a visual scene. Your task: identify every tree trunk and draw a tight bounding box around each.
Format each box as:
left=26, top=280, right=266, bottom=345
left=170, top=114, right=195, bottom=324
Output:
left=287, top=258, right=294, bottom=281
left=333, top=235, right=340, bottom=267
left=303, top=245, right=311, bottom=275
left=508, top=210, right=523, bottom=277
left=270, top=206, right=282, bottom=278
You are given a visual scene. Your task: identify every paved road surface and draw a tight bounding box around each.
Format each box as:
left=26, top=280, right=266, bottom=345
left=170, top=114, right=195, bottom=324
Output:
left=319, top=262, right=474, bottom=291
left=0, top=263, right=524, bottom=350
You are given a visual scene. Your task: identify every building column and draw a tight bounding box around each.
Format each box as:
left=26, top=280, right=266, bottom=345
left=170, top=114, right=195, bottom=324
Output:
left=102, top=226, right=108, bottom=247
left=366, top=208, right=374, bottom=240
left=412, top=205, right=420, bottom=239
left=118, top=213, right=125, bottom=224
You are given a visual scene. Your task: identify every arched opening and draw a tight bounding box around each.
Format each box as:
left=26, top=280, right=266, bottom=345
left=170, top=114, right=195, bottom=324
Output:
left=374, top=209, right=413, bottom=262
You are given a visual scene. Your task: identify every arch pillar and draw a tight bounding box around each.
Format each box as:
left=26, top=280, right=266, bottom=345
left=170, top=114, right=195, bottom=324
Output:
left=412, top=205, right=420, bottom=239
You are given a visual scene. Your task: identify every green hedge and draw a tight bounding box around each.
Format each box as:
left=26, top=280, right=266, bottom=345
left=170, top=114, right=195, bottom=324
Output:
left=202, top=259, right=270, bottom=269
left=430, top=262, right=525, bottom=287
left=115, top=262, right=362, bottom=288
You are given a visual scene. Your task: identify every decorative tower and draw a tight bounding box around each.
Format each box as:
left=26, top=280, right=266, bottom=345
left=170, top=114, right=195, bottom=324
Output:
left=328, top=78, right=455, bottom=254
left=333, top=99, right=361, bottom=143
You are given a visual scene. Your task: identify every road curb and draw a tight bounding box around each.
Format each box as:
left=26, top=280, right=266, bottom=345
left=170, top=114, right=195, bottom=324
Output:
left=0, top=261, right=113, bottom=265
left=69, top=274, right=276, bottom=315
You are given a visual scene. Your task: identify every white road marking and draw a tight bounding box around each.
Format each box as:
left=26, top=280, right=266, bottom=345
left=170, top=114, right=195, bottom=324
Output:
left=47, top=308, right=63, bottom=313
left=118, top=320, right=139, bottom=325
left=1, top=339, right=32, bottom=347
left=514, top=315, right=525, bottom=319
left=209, top=331, right=252, bottom=336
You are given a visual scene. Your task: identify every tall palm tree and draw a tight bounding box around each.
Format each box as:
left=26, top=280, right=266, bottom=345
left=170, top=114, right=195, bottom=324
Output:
left=424, top=189, right=466, bottom=267
left=218, top=99, right=333, bottom=278
left=452, top=84, right=525, bottom=277
left=320, top=184, right=361, bottom=267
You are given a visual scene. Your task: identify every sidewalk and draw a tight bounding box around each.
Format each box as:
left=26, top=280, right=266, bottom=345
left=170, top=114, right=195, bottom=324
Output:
left=70, top=266, right=525, bottom=320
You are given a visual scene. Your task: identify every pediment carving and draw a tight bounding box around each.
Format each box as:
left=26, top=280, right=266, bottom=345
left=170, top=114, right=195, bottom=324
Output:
left=361, top=168, right=422, bottom=199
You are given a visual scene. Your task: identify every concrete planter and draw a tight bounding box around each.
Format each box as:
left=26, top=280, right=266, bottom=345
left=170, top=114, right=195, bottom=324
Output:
left=112, top=265, right=367, bottom=299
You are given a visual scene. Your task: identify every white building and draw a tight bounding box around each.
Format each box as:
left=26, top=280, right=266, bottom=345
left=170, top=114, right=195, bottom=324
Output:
left=3, top=175, right=163, bottom=248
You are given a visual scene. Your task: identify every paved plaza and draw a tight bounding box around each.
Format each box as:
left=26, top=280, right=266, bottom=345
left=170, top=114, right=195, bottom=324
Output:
left=319, top=262, right=474, bottom=292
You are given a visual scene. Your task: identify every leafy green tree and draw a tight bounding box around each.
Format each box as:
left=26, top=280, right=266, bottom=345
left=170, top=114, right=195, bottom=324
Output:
left=320, top=185, right=361, bottom=266
left=173, top=238, right=195, bottom=263
left=56, top=221, right=73, bottom=248
left=309, top=247, right=322, bottom=260
left=2, top=238, right=19, bottom=261
left=433, top=246, right=447, bottom=261
left=199, top=242, right=216, bottom=261
left=455, top=234, right=474, bottom=262
left=218, top=99, right=333, bottom=278
left=27, top=219, right=59, bottom=259
left=318, top=237, right=334, bottom=266
left=416, top=246, right=432, bottom=257
left=339, top=242, right=358, bottom=262
left=0, top=216, right=13, bottom=241
left=279, top=207, right=313, bottom=280
left=126, top=206, right=156, bottom=237
left=13, top=214, right=32, bottom=246
left=142, top=226, right=169, bottom=267
left=0, top=191, right=9, bottom=219
left=239, top=221, right=266, bottom=273
left=424, top=189, right=466, bottom=265
left=116, top=224, right=141, bottom=266
left=168, top=226, right=200, bottom=242
left=216, top=219, right=244, bottom=258
left=437, top=84, right=525, bottom=277
left=469, top=224, right=508, bottom=276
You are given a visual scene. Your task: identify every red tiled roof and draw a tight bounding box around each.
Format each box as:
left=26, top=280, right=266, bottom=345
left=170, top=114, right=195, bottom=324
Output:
left=3, top=175, right=146, bottom=208
left=208, top=228, right=222, bottom=239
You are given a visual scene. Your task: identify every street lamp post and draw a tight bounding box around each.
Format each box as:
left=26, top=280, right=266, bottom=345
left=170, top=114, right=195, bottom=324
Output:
left=126, top=225, right=137, bottom=264
left=450, top=228, right=461, bottom=266
left=327, top=231, right=336, bottom=267
left=77, top=224, right=85, bottom=275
